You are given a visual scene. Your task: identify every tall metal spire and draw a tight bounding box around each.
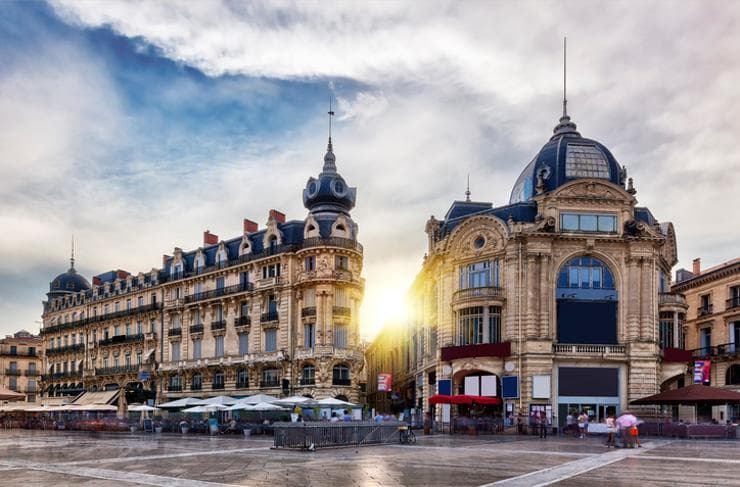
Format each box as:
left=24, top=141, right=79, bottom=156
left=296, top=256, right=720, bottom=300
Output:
left=562, top=36, right=568, bottom=118
left=552, top=36, right=580, bottom=139
left=465, top=174, right=471, bottom=202
left=322, top=95, right=337, bottom=173
left=70, top=235, right=75, bottom=270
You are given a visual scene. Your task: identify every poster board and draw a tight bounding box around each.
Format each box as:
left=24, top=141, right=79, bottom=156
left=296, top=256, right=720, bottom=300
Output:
left=532, top=375, right=551, bottom=399
left=502, top=376, right=519, bottom=398
left=481, top=376, right=497, bottom=396
left=441, top=404, right=451, bottom=423
left=464, top=376, right=479, bottom=396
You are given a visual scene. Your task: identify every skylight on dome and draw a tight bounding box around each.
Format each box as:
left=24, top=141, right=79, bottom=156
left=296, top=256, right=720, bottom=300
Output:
left=565, top=144, right=610, bottom=179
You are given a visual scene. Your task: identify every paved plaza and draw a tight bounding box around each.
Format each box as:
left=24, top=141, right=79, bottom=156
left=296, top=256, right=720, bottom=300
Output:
left=0, top=430, right=738, bottom=486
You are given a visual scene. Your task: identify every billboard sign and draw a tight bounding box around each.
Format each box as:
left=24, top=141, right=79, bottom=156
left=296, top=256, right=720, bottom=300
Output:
left=694, top=360, right=711, bottom=384
left=377, top=373, right=392, bottom=392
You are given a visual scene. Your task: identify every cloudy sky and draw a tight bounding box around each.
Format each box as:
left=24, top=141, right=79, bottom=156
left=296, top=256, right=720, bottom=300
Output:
left=1, top=1, right=739, bottom=339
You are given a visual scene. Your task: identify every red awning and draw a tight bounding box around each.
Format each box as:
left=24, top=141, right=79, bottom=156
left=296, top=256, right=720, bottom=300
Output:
left=429, top=394, right=502, bottom=405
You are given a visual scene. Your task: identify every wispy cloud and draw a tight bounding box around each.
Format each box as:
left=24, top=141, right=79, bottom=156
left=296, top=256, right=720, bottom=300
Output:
left=1, top=1, right=739, bottom=338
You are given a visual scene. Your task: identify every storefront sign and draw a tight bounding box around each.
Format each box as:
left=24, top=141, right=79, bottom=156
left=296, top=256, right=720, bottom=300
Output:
left=694, top=360, right=711, bottom=384
left=502, top=376, right=519, bottom=399
left=377, top=373, right=392, bottom=392
left=438, top=379, right=452, bottom=396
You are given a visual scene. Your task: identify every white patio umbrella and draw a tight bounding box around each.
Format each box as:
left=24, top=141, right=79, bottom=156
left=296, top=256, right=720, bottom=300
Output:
left=226, top=403, right=252, bottom=411
left=238, top=394, right=279, bottom=404
left=273, top=396, right=317, bottom=406
left=247, top=402, right=287, bottom=411
left=158, top=397, right=206, bottom=408
left=182, top=405, right=210, bottom=414
left=316, top=397, right=357, bottom=407
left=201, top=395, right=239, bottom=406
left=128, top=404, right=160, bottom=412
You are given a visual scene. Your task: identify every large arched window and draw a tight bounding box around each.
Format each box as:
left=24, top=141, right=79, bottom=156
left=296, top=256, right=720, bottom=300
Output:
left=727, top=365, right=740, bottom=386
left=301, top=365, right=315, bottom=385
left=556, top=256, right=618, bottom=345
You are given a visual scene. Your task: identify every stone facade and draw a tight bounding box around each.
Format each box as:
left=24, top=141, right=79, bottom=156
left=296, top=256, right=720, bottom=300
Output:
left=40, top=135, right=366, bottom=407
left=0, top=331, right=42, bottom=402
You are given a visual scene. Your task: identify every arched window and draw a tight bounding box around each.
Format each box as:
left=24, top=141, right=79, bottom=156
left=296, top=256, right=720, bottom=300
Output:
left=262, top=368, right=279, bottom=387
left=556, top=256, right=618, bottom=345
left=727, top=365, right=740, bottom=386
left=301, top=365, right=315, bottom=385
left=332, top=364, right=351, bottom=386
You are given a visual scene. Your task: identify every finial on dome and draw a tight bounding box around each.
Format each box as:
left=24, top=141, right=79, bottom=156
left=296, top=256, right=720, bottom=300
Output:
left=465, top=174, right=471, bottom=202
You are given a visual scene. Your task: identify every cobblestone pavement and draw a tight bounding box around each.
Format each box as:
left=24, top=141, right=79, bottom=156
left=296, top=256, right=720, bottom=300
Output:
left=0, top=430, right=738, bottom=486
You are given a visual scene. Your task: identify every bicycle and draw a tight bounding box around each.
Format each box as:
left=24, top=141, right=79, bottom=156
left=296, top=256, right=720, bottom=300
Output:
left=398, top=425, right=416, bottom=445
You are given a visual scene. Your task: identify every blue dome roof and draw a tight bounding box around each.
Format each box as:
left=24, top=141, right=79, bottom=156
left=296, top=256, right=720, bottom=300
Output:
left=509, top=114, right=625, bottom=204
left=48, top=267, right=90, bottom=296
left=303, top=138, right=356, bottom=215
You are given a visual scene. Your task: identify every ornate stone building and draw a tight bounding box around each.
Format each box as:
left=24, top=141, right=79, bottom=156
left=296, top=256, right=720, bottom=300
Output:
left=0, top=331, right=42, bottom=402
left=386, top=105, right=689, bottom=426
left=672, top=257, right=740, bottom=421
left=40, top=134, right=366, bottom=406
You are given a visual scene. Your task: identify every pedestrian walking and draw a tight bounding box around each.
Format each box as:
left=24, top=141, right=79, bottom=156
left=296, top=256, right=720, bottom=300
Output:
left=537, top=411, right=548, bottom=438
left=566, top=411, right=575, bottom=436
left=577, top=411, right=589, bottom=438
left=605, top=414, right=616, bottom=447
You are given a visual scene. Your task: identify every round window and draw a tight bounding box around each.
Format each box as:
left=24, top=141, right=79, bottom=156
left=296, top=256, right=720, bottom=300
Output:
left=473, top=236, right=485, bottom=249
left=331, top=178, right=347, bottom=197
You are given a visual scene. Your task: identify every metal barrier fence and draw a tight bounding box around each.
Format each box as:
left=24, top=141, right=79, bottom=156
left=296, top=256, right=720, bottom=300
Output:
left=273, top=421, right=406, bottom=449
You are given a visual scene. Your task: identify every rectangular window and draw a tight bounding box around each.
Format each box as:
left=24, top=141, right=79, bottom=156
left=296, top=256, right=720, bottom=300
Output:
left=138, top=296, right=144, bottom=307
left=264, top=329, right=277, bottom=352
left=305, top=256, right=316, bottom=271
left=126, top=299, right=131, bottom=310
left=659, top=312, right=674, bottom=349
left=239, top=333, right=249, bottom=355
left=488, top=306, right=502, bottom=343
left=335, top=255, right=349, bottom=270
left=137, top=320, right=143, bottom=335
left=114, top=326, right=121, bottom=336
left=150, top=319, right=156, bottom=334
left=215, top=336, right=224, bottom=357
left=115, top=302, right=120, bottom=312
left=125, top=354, right=131, bottom=368
left=136, top=351, right=142, bottom=366
left=216, top=277, right=225, bottom=291
left=125, top=323, right=131, bottom=336
left=458, top=307, right=484, bottom=345
left=192, top=339, right=201, bottom=359
left=560, top=213, right=616, bottom=233
left=335, top=324, right=348, bottom=348
left=171, top=342, right=181, bottom=362
left=304, top=323, right=315, bottom=348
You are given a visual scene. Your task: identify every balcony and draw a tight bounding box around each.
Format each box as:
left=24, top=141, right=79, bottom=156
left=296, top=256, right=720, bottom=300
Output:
left=299, top=378, right=315, bottom=386
left=5, top=369, right=21, bottom=376
left=235, top=316, right=251, bottom=330
left=184, top=282, right=253, bottom=304
left=98, top=334, right=145, bottom=347
left=167, top=328, right=182, bottom=337
left=261, top=311, right=279, bottom=323
left=189, top=324, right=204, bottom=335
left=332, top=378, right=351, bottom=386
left=256, top=276, right=284, bottom=288
left=43, top=371, right=82, bottom=381
left=441, top=341, right=512, bottom=361
left=659, top=293, right=688, bottom=308
left=452, top=286, right=505, bottom=306
left=301, top=307, right=316, bottom=318
left=46, top=343, right=85, bottom=356
left=191, top=382, right=202, bottom=391
left=212, top=382, right=225, bottom=391
left=698, top=304, right=714, bottom=317
left=95, top=365, right=139, bottom=376
left=211, top=320, right=227, bottom=332
left=333, top=306, right=351, bottom=318
left=552, top=344, right=626, bottom=355
left=0, top=349, right=38, bottom=357
left=727, top=296, right=740, bottom=311
left=260, top=379, right=280, bottom=388
left=690, top=342, right=739, bottom=359
left=301, top=236, right=363, bottom=253
left=25, top=369, right=40, bottom=377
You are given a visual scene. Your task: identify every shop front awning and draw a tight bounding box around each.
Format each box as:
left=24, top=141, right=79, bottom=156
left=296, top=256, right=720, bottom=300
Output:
left=630, top=384, right=740, bottom=405
left=429, top=394, right=502, bottom=405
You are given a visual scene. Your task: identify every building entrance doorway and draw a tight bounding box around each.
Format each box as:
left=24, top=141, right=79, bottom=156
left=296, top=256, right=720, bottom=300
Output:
left=558, top=402, right=618, bottom=428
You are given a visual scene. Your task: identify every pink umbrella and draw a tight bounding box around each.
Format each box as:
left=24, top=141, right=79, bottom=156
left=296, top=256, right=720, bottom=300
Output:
left=616, top=413, right=637, bottom=428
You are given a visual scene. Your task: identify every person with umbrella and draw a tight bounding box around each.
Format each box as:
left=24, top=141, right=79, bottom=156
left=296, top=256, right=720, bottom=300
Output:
left=616, top=411, right=638, bottom=448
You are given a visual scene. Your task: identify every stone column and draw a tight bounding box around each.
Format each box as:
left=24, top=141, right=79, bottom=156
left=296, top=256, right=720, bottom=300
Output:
left=626, top=258, right=639, bottom=341
left=673, top=311, right=680, bottom=348
left=538, top=254, right=550, bottom=338
left=526, top=254, right=538, bottom=337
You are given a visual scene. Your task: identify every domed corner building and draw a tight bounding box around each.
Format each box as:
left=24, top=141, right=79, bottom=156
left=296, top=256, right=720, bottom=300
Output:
left=396, top=107, right=690, bottom=429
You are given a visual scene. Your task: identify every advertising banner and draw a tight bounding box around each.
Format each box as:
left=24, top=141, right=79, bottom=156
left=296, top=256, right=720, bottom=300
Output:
left=377, top=373, right=392, bottom=392
left=694, top=360, right=711, bottom=384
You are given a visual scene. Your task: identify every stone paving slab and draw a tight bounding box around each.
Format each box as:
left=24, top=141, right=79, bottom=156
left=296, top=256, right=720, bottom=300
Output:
left=0, top=430, right=738, bottom=486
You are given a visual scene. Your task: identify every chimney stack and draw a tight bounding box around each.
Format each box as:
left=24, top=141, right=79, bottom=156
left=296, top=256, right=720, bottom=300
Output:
left=92, top=276, right=102, bottom=286
left=692, top=258, right=701, bottom=275
left=243, top=219, right=258, bottom=233
left=269, top=209, right=286, bottom=223
left=204, top=230, right=219, bottom=246
left=162, top=255, right=170, bottom=267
